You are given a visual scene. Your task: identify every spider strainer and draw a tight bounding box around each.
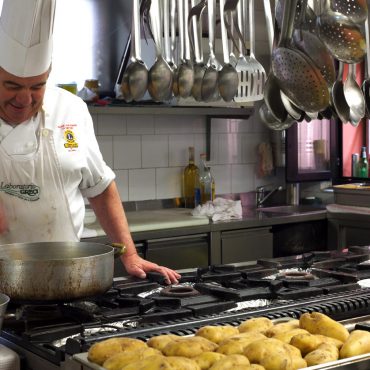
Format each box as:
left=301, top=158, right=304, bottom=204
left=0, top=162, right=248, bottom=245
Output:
left=317, top=0, right=366, bottom=63
left=272, top=0, right=329, bottom=114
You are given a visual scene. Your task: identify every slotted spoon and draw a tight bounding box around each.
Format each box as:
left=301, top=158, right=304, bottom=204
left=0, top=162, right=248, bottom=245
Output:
left=272, top=0, right=329, bottom=115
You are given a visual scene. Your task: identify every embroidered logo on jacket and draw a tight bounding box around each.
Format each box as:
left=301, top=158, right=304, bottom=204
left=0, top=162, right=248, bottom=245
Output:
left=63, top=129, right=79, bottom=149
left=0, top=182, right=40, bottom=201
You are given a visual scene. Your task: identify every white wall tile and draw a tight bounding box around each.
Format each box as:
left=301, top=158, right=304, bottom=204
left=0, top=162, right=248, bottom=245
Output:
left=231, top=164, right=256, bottom=193
left=211, top=165, right=232, bottom=195
left=127, top=115, right=155, bottom=134
left=169, top=134, right=196, bottom=167
left=156, top=167, right=183, bottom=198
left=219, top=134, right=241, bottom=164
left=155, top=115, right=206, bottom=134
left=113, top=135, right=141, bottom=169
left=142, top=135, right=169, bottom=168
left=96, top=136, right=114, bottom=168
left=129, top=169, right=156, bottom=200
left=114, top=170, right=129, bottom=202
left=97, top=114, right=126, bottom=135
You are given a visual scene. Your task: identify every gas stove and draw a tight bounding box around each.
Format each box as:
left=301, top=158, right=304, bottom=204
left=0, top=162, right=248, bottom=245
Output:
left=3, top=247, right=370, bottom=369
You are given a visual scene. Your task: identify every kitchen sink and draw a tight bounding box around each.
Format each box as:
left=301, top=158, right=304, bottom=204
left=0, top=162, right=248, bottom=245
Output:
left=256, top=205, right=326, bottom=215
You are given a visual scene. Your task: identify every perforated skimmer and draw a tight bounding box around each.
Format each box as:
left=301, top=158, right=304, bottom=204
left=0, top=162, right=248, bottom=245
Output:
left=272, top=0, right=329, bottom=115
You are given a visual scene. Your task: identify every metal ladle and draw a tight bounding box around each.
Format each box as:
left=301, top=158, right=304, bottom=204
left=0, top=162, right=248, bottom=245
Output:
left=362, top=19, right=370, bottom=118
left=217, top=0, right=238, bottom=102
left=331, top=61, right=351, bottom=124
left=176, top=0, right=194, bottom=99
left=148, top=0, right=173, bottom=102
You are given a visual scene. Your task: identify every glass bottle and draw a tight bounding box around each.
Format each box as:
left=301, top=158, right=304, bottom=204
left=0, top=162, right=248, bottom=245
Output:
left=357, top=147, right=368, bottom=178
left=183, top=147, right=200, bottom=208
left=199, top=153, right=215, bottom=204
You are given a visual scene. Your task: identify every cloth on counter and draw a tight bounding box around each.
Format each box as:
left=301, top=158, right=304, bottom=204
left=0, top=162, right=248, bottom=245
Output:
left=326, top=203, right=370, bottom=215
left=191, top=197, right=243, bottom=221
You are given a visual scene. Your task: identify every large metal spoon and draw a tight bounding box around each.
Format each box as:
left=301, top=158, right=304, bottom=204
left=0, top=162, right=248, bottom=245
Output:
left=201, top=0, right=221, bottom=102
left=177, top=0, right=194, bottom=99
left=343, top=63, right=365, bottom=126
left=148, top=0, right=173, bottom=102
left=188, top=0, right=207, bottom=102
left=331, top=61, right=351, bottom=124
left=121, top=0, right=148, bottom=102
left=217, top=0, right=238, bottom=102
left=362, top=19, right=370, bottom=118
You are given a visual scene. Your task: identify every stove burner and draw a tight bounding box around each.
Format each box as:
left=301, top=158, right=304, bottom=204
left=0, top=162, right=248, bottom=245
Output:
left=160, top=285, right=200, bottom=298
left=279, top=271, right=315, bottom=280
left=20, top=305, right=61, bottom=321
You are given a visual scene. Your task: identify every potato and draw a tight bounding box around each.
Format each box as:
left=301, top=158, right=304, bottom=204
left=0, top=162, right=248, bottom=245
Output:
left=121, top=354, right=173, bottom=370
left=87, top=337, right=147, bottom=365
left=238, top=317, right=274, bottom=334
left=162, top=336, right=218, bottom=357
left=315, top=335, right=343, bottom=349
left=196, top=325, right=239, bottom=344
left=244, top=338, right=294, bottom=370
left=299, top=312, right=349, bottom=342
left=103, top=347, right=161, bottom=370
left=283, top=343, right=307, bottom=369
left=340, top=330, right=370, bottom=359
left=216, top=332, right=266, bottom=355
left=147, top=334, right=181, bottom=351
left=273, top=328, right=309, bottom=343
left=166, top=356, right=201, bottom=370
left=265, top=320, right=300, bottom=337
left=290, top=333, right=324, bottom=356
left=209, top=354, right=250, bottom=370
left=246, top=366, right=266, bottom=370
left=304, top=343, right=339, bottom=367
left=193, top=351, right=226, bottom=370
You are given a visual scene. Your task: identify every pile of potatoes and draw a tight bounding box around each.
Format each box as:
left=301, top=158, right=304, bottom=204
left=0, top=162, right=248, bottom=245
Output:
left=87, top=311, right=370, bottom=370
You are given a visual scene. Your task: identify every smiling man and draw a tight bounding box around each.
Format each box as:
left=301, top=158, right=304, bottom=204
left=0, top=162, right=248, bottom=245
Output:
left=0, top=0, right=180, bottom=284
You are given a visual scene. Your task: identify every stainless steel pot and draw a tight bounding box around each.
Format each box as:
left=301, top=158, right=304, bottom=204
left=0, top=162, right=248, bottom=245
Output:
left=0, top=242, right=124, bottom=302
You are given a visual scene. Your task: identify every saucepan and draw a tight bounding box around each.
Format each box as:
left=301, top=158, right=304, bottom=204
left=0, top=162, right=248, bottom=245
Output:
left=0, top=242, right=126, bottom=302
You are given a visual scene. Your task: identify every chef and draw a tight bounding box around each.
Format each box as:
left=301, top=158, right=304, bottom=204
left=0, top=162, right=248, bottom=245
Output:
left=0, top=0, right=180, bottom=284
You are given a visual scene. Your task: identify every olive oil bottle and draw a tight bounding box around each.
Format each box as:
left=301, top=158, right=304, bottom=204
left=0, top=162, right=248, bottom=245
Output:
left=183, top=147, right=200, bottom=208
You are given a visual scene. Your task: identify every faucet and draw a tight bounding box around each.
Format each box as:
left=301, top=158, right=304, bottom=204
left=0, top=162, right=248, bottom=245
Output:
left=256, top=185, right=283, bottom=208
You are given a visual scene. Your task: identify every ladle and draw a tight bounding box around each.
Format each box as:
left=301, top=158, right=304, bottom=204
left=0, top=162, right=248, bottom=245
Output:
left=272, top=0, right=329, bottom=115
left=331, top=61, right=351, bottom=124
left=188, top=0, right=207, bottom=102
left=163, top=0, right=175, bottom=101
left=121, top=0, right=148, bottom=102
left=148, top=0, right=173, bottom=102
left=343, top=63, right=365, bottom=126
left=201, top=0, right=221, bottom=102
left=177, top=0, right=194, bottom=99
left=317, top=0, right=366, bottom=63
left=218, top=0, right=238, bottom=102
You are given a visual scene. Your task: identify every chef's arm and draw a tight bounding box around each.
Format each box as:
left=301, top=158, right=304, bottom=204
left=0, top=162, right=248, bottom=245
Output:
left=88, top=181, right=180, bottom=284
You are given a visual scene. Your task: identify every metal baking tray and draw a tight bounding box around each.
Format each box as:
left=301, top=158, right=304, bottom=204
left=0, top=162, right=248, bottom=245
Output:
left=333, top=184, right=370, bottom=208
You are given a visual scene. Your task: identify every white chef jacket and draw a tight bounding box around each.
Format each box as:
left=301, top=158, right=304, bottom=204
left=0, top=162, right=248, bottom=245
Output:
left=0, top=86, right=115, bottom=239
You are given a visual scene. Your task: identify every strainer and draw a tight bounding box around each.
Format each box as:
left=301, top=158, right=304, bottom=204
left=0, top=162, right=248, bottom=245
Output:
left=317, top=0, right=366, bottom=63
left=272, top=0, right=329, bottom=115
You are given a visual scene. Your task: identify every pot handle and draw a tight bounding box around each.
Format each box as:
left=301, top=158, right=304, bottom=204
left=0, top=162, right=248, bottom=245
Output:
left=111, top=243, right=127, bottom=257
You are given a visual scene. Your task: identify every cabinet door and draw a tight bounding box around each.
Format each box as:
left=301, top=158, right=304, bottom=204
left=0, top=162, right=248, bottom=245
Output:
left=146, top=234, right=209, bottom=269
left=221, top=227, right=273, bottom=264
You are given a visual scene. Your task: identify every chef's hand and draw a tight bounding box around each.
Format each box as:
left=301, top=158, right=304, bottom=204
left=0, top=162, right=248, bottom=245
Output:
left=0, top=202, right=8, bottom=234
left=122, top=253, right=181, bottom=284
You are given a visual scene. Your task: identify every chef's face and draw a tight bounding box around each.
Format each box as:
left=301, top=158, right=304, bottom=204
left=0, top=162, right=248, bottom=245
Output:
left=0, top=67, right=49, bottom=125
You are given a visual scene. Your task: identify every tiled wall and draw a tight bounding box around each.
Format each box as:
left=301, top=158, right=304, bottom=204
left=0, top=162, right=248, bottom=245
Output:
left=91, top=112, right=284, bottom=202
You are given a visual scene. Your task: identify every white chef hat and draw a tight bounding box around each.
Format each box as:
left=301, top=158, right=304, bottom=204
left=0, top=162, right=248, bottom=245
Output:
left=0, top=0, right=56, bottom=77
